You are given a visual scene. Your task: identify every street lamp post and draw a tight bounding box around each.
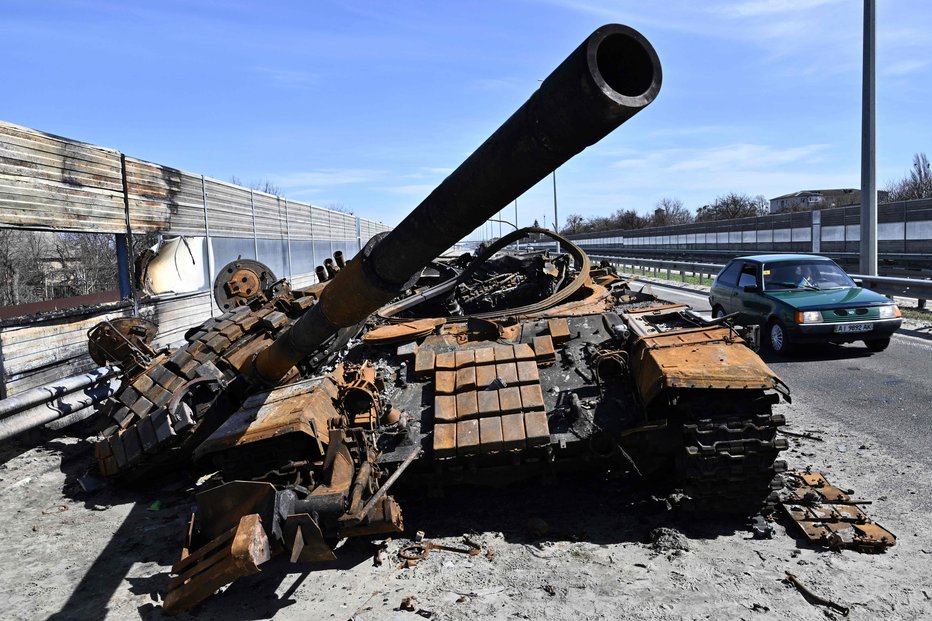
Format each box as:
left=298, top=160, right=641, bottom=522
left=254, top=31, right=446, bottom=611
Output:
left=552, top=171, right=560, bottom=253
left=514, top=199, right=519, bottom=251
left=860, top=0, right=877, bottom=275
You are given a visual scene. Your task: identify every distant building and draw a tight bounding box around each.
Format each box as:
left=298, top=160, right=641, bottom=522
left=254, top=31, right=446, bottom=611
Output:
left=768, top=189, right=889, bottom=214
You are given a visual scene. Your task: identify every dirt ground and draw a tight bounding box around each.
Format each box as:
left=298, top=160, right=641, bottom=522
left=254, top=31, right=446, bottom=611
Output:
left=2, top=277, right=930, bottom=620
left=1, top=386, right=931, bottom=621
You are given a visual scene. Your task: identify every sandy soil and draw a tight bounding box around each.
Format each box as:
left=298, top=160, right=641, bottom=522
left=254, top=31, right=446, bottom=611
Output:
left=1, top=382, right=931, bottom=621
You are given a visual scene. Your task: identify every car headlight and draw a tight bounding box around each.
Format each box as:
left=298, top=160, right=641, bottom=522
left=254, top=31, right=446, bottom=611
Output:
left=878, top=304, right=901, bottom=319
left=795, top=310, right=823, bottom=324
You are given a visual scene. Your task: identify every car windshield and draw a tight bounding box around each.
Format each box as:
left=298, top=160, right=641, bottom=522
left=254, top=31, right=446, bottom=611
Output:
left=763, top=260, right=856, bottom=291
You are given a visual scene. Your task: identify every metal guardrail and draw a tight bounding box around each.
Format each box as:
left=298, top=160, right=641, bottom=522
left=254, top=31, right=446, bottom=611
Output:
left=849, top=274, right=932, bottom=304
left=590, top=254, right=931, bottom=306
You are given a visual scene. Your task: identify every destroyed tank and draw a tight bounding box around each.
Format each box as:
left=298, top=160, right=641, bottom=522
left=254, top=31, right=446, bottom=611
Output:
left=87, top=24, right=789, bottom=614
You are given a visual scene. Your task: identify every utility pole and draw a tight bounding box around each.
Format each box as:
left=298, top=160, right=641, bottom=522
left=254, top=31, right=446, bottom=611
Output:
left=514, top=199, right=519, bottom=251
left=860, top=0, right=877, bottom=275
left=552, top=171, right=560, bottom=253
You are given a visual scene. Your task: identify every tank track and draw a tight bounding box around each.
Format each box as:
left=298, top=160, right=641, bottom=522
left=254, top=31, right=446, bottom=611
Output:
left=93, top=304, right=285, bottom=478
left=675, top=411, right=788, bottom=516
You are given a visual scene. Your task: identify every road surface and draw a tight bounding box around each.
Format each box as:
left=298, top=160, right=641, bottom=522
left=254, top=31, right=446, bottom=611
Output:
left=634, top=280, right=932, bottom=510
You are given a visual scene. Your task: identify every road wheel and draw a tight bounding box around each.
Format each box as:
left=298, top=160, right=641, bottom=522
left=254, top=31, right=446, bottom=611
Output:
left=767, top=320, right=793, bottom=354
left=864, top=337, right=890, bottom=352
left=712, top=305, right=726, bottom=319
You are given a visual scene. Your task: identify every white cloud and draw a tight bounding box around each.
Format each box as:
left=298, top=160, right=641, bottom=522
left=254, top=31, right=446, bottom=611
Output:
left=883, top=59, right=931, bottom=77
left=723, top=0, right=845, bottom=18
left=379, top=183, right=437, bottom=196
left=669, top=143, right=829, bottom=172
left=270, top=169, right=386, bottom=189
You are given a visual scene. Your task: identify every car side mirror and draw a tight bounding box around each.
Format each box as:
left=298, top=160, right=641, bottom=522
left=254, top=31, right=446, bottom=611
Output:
left=743, top=285, right=762, bottom=293
left=852, top=278, right=863, bottom=287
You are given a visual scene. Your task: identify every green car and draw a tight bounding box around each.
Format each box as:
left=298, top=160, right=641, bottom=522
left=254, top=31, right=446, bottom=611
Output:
left=708, top=254, right=902, bottom=354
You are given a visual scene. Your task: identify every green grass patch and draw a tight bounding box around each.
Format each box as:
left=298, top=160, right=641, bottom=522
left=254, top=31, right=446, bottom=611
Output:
left=616, top=264, right=708, bottom=287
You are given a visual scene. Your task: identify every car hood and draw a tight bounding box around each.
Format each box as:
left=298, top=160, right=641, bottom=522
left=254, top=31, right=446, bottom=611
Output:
left=764, top=287, right=890, bottom=310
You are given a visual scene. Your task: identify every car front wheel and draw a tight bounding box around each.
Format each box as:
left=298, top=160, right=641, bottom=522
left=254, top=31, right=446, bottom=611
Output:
left=768, top=320, right=793, bottom=354
left=864, top=337, right=891, bottom=352
left=712, top=305, right=726, bottom=319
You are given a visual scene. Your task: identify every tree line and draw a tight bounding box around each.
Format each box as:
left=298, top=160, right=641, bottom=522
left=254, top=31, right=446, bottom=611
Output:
left=562, top=151, right=931, bottom=235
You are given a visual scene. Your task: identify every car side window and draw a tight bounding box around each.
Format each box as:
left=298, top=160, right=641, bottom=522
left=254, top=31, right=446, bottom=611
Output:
left=738, top=263, right=758, bottom=288
left=716, top=261, right=742, bottom=287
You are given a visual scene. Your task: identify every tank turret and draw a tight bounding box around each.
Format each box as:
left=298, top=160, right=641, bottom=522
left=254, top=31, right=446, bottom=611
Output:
left=93, top=23, right=662, bottom=480
left=251, top=23, right=661, bottom=382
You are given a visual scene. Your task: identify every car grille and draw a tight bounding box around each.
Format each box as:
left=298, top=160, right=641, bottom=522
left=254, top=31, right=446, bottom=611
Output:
left=831, top=308, right=869, bottom=317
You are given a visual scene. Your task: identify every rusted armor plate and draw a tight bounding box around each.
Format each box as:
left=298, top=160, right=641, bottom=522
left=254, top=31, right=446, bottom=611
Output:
left=780, top=471, right=896, bottom=552
left=361, top=318, right=446, bottom=345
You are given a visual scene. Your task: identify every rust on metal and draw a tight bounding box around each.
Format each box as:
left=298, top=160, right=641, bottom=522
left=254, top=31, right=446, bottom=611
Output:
left=163, top=513, right=271, bottom=615
left=780, top=471, right=896, bottom=553
left=361, top=317, right=446, bottom=345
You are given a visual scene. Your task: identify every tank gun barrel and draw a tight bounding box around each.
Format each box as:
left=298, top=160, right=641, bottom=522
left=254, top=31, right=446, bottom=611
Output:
left=253, top=23, right=662, bottom=382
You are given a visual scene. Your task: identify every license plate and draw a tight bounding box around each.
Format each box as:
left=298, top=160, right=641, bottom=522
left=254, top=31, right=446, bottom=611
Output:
left=834, top=323, right=873, bottom=333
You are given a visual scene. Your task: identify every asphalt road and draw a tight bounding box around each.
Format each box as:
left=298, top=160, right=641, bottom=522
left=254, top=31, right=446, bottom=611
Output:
left=633, top=280, right=932, bottom=478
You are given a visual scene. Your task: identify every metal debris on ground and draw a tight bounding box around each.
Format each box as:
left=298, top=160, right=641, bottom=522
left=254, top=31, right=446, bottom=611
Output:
left=749, top=515, right=775, bottom=539
left=399, top=538, right=481, bottom=560
left=780, top=471, right=896, bottom=552
left=783, top=571, right=850, bottom=616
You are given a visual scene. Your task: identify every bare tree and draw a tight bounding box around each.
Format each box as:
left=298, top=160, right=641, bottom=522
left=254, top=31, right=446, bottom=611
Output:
left=230, top=176, right=282, bottom=196
left=563, top=213, right=585, bottom=234
left=323, top=203, right=355, bottom=215
left=696, top=192, right=767, bottom=221
left=650, top=197, right=693, bottom=227
left=610, top=209, right=648, bottom=230
left=53, top=233, right=117, bottom=297
left=885, top=152, right=932, bottom=201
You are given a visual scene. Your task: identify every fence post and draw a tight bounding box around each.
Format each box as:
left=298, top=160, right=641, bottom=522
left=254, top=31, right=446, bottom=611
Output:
left=309, top=205, right=318, bottom=279
left=812, top=209, right=821, bottom=253
left=356, top=216, right=362, bottom=254
left=118, top=154, right=139, bottom=315
left=201, top=175, right=215, bottom=317
left=250, top=189, right=258, bottom=260
left=283, top=198, right=293, bottom=278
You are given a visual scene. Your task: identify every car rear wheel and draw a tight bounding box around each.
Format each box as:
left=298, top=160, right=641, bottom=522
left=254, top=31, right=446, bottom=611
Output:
left=712, top=305, right=726, bottom=319
left=864, top=337, right=890, bottom=352
left=767, top=320, right=793, bottom=354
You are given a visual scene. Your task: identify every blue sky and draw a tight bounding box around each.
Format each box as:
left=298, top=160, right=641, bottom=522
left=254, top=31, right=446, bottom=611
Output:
left=2, top=1, right=930, bottom=241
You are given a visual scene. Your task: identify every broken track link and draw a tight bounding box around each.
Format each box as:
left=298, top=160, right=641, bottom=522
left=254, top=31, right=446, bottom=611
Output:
left=676, top=412, right=788, bottom=517
left=94, top=304, right=278, bottom=478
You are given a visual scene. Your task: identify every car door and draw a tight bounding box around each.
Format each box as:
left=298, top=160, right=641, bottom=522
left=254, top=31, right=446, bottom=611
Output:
left=710, top=260, right=742, bottom=314
left=734, top=262, right=768, bottom=324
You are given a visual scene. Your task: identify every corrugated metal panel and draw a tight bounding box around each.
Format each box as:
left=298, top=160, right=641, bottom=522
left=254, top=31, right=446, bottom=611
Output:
left=125, top=159, right=209, bottom=234
left=0, top=121, right=126, bottom=232
left=0, top=308, right=130, bottom=396
left=291, top=273, right=318, bottom=288
left=285, top=199, right=313, bottom=240
left=0, top=121, right=398, bottom=397
left=253, top=192, right=286, bottom=239
left=203, top=178, right=254, bottom=237
left=145, top=292, right=214, bottom=346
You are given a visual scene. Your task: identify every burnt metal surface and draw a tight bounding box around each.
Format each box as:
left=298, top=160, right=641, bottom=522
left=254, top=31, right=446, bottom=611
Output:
left=73, top=23, right=811, bottom=614
left=213, top=259, right=278, bottom=312
left=780, top=470, right=896, bottom=552
left=252, top=23, right=662, bottom=382
left=87, top=317, right=158, bottom=370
